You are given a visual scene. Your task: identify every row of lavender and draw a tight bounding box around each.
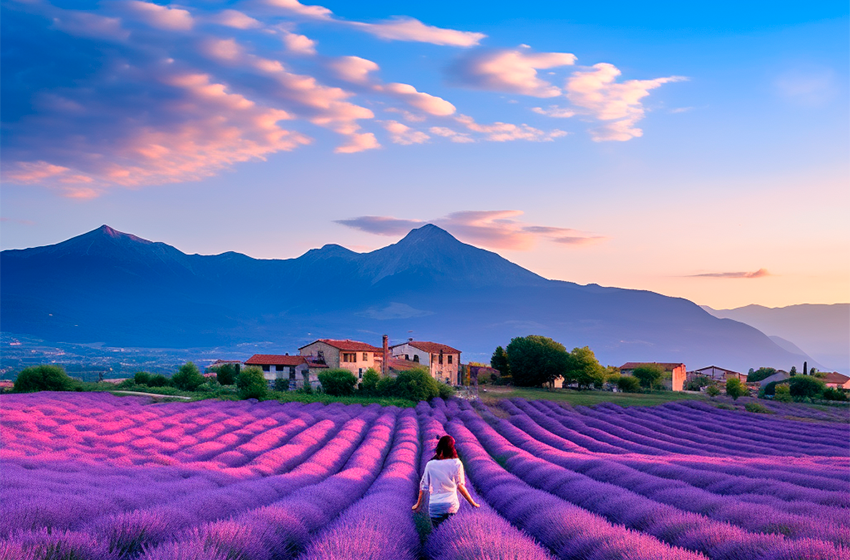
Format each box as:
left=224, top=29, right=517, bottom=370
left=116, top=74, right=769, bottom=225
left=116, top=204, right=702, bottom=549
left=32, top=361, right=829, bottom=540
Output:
left=1, top=392, right=847, bottom=560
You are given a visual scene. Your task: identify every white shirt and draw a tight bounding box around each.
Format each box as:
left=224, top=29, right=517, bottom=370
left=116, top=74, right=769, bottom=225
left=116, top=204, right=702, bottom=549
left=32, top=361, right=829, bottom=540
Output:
left=420, top=458, right=465, bottom=515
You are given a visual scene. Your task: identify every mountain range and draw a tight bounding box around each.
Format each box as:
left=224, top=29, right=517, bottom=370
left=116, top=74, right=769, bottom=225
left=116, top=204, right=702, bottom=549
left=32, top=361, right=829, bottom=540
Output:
left=0, top=224, right=827, bottom=373
left=703, top=304, right=848, bottom=373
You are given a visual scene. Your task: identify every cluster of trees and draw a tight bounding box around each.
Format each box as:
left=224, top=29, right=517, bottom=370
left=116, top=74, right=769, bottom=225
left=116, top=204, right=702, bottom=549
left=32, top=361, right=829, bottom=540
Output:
left=318, top=368, right=453, bottom=402
left=490, top=336, right=617, bottom=390
left=13, top=365, right=78, bottom=392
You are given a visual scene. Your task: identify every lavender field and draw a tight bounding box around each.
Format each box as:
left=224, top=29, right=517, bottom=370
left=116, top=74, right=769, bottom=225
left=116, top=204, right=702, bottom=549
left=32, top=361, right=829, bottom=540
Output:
left=1, top=393, right=848, bottom=560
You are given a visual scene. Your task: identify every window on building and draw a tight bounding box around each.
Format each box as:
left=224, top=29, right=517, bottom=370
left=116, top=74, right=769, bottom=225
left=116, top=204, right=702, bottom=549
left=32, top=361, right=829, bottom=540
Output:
left=439, top=353, right=443, bottom=365
left=413, top=355, right=419, bottom=363
left=359, top=368, right=363, bottom=379
left=362, top=352, right=368, bottom=361
left=342, top=353, right=356, bottom=363
left=317, top=350, right=325, bottom=363
left=448, top=355, right=453, bottom=364
left=262, top=365, right=270, bottom=372
left=275, top=365, right=284, bottom=371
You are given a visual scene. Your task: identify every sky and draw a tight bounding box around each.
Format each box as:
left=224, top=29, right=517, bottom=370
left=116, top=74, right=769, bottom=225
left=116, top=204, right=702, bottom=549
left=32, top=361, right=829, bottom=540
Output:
left=2, top=0, right=848, bottom=309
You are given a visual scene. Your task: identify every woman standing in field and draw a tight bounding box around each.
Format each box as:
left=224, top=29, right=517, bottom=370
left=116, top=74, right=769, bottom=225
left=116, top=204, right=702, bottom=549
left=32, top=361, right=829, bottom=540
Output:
left=412, top=435, right=480, bottom=527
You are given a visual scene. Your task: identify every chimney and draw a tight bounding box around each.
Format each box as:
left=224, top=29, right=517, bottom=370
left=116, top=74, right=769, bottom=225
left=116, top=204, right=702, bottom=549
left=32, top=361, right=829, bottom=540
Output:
left=409, top=337, right=413, bottom=342
left=382, top=335, right=389, bottom=376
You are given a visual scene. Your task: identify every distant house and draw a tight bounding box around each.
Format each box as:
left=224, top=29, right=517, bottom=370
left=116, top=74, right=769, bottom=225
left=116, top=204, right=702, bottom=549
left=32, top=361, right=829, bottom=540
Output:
left=390, top=340, right=461, bottom=384
left=244, top=354, right=324, bottom=390
left=822, top=372, right=850, bottom=390
left=620, top=362, right=687, bottom=391
left=298, top=339, right=383, bottom=381
left=690, top=366, right=746, bottom=384
left=757, top=370, right=790, bottom=389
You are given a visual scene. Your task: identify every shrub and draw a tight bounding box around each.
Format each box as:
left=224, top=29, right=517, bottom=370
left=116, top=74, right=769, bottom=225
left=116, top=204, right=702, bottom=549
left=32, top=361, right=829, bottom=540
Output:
left=212, top=363, right=239, bottom=385
left=390, top=368, right=440, bottom=402
left=437, top=382, right=455, bottom=400
left=375, top=376, right=396, bottom=395
left=774, top=384, right=792, bottom=402
left=14, top=365, right=75, bottom=392
left=360, top=368, right=380, bottom=395
left=789, top=376, right=826, bottom=400
left=171, top=362, right=205, bottom=391
left=147, top=374, right=170, bottom=387
left=616, top=376, right=641, bottom=393
left=633, top=364, right=664, bottom=390
left=763, top=380, right=788, bottom=396
left=318, top=369, right=357, bottom=396
left=133, top=372, right=151, bottom=385
left=273, top=378, right=288, bottom=392
left=506, top=335, right=571, bottom=387
left=823, top=387, right=847, bottom=401
left=706, top=384, right=721, bottom=398
left=745, top=402, right=771, bottom=414
left=726, top=378, right=749, bottom=400
left=236, top=367, right=268, bottom=399
left=747, top=367, right=777, bottom=383
left=684, top=375, right=712, bottom=391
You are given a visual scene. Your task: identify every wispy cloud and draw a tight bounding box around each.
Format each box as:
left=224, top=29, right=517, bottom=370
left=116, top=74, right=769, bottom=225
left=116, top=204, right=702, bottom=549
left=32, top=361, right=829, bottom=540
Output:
left=688, top=269, right=771, bottom=279
left=449, top=47, right=576, bottom=97
left=336, top=210, right=606, bottom=250
left=565, top=63, right=686, bottom=141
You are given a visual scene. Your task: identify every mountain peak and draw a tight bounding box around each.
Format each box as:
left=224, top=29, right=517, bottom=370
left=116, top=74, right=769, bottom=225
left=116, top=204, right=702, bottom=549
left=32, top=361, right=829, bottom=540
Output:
left=88, top=225, right=151, bottom=245
left=399, top=223, right=457, bottom=244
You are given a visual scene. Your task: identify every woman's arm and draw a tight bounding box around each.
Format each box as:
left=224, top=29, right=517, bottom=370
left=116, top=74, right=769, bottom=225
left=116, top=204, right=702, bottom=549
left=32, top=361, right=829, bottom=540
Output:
left=457, top=484, right=480, bottom=508
left=411, top=490, right=425, bottom=511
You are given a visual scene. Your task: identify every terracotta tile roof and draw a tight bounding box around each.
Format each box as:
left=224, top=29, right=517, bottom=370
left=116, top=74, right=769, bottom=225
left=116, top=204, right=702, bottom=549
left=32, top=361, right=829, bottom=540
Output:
left=694, top=365, right=742, bottom=376
left=391, top=340, right=461, bottom=354
left=245, top=354, right=307, bottom=366
left=388, top=357, right=422, bottom=372
left=822, top=372, right=850, bottom=385
left=299, top=339, right=382, bottom=352
left=620, top=362, right=685, bottom=372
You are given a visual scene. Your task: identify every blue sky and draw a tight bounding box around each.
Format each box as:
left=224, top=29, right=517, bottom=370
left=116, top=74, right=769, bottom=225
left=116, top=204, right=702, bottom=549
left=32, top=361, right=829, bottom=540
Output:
left=2, top=0, right=848, bottom=308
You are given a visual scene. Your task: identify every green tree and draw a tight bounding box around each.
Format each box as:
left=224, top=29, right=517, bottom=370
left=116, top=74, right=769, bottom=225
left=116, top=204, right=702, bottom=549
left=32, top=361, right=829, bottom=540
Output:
left=390, top=368, right=441, bottom=402
left=788, top=376, right=825, bottom=399
left=236, top=367, right=268, bottom=399
left=273, top=378, right=288, bottom=392
left=633, top=364, right=664, bottom=390
left=726, top=378, right=748, bottom=400
left=706, top=384, right=721, bottom=398
left=490, top=346, right=511, bottom=377
left=747, top=367, right=777, bottom=383
left=774, top=384, right=792, bottom=402
left=506, top=335, right=570, bottom=387
left=171, top=362, right=205, bottom=391
left=318, top=369, right=358, bottom=396
left=147, top=374, right=170, bottom=387
left=789, top=366, right=797, bottom=376
left=437, top=382, right=455, bottom=400
left=212, top=363, right=239, bottom=385
left=684, top=375, right=712, bottom=391
left=133, top=371, right=151, bottom=385
left=565, top=346, right=605, bottom=389
left=616, top=376, right=641, bottom=393
left=14, top=365, right=75, bottom=392
left=360, top=368, right=380, bottom=395
left=822, top=387, right=847, bottom=401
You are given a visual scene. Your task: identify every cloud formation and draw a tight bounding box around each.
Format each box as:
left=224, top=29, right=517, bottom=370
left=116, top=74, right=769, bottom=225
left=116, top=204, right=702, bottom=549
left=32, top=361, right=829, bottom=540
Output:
left=450, top=48, right=577, bottom=97
left=689, top=269, right=771, bottom=279
left=566, top=63, right=686, bottom=141
left=336, top=210, right=605, bottom=250
left=383, top=121, right=430, bottom=145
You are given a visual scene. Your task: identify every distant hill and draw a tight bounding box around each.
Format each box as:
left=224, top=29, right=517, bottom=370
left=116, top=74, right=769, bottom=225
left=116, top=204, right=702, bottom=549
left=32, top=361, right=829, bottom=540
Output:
left=1, top=224, right=816, bottom=372
left=703, top=304, right=849, bottom=374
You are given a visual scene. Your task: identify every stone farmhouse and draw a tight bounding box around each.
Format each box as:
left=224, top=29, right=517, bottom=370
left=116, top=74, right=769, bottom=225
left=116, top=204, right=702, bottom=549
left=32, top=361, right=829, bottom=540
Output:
left=390, top=339, right=461, bottom=385
left=299, top=339, right=384, bottom=381
left=244, top=354, right=326, bottom=390
left=822, top=372, right=850, bottom=390
left=620, top=362, right=687, bottom=391
left=689, top=365, right=746, bottom=384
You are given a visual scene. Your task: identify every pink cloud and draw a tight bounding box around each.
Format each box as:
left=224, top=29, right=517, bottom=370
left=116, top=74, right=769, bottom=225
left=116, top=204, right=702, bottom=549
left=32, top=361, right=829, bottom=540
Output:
left=383, top=121, right=429, bottom=145
left=265, top=0, right=333, bottom=20
left=455, top=115, right=566, bottom=142
left=123, top=1, right=193, bottom=31
left=350, top=17, right=485, bottom=47
left=51, top=10, right=129, bottom=41
left=450, top=48, right=577, bottom=97
left=429, top=126, right=474, bottom=143
left=208, top=10, right=262, bottom=30
left=328, top=56, right=380, bottom=84
left=566, top=63, right=686, bottom=141
left=334, top=132, right=380, bottom=154
left=377, top=83, right=456, bottom=116
left=281, top=30, right=317, bottom=55
left=336, top=210, right=606, bottom=250
left=531, top=106, right=575, bottom=118
left=689, top=269, right=771, bottom=279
